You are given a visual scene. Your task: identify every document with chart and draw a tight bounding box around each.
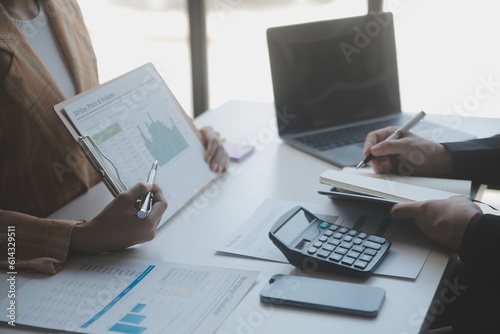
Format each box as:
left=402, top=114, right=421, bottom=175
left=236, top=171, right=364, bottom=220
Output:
left=0, top=255, right=258, bottom=334
left=54, top=63, right=218, bottom=225
left=218, top=198, right=432, bottom=279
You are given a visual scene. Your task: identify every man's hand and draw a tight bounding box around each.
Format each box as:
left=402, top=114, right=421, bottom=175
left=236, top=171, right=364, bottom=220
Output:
left=71, top=183, right=167, bottom=254
left=391, top=196, right=482, bottom=252
left=199, top=126, right=230, bottom=173
left=363, top=126, right=453, bottom=177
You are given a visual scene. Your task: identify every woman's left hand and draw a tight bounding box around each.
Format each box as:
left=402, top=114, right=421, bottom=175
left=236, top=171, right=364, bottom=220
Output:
left=199, top=126, right=230, bottom=173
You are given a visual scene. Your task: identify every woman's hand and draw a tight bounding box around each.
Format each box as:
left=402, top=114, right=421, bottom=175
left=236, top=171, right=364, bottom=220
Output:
left=199, top=126, right=230, bottom=173
left=70, top=183, right=167, bottom=254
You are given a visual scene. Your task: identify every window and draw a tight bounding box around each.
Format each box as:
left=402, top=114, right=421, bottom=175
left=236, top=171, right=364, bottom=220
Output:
left=79, top=0, right=500, bottom=119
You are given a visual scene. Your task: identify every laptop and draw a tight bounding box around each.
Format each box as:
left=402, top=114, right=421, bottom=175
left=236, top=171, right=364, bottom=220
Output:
left=267, top=12, right=474, bottom=167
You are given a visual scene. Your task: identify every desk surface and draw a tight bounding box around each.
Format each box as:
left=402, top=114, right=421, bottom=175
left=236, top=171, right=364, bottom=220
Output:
left=4, top=101, right=500, bottom=334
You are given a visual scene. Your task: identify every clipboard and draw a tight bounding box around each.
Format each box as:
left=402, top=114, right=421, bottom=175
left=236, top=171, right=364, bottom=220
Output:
left=54, top=63, right=222, bottom=226
left=77, top=135, right=127, bottom=196
left=54, top=76, right=130, bottom=197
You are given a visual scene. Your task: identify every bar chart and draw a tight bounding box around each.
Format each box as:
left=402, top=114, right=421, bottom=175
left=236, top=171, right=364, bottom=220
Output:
left=138, top=113, right=189, bottom=167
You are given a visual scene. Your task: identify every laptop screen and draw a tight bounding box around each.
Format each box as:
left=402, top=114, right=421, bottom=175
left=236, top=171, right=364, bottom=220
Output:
left=267, top=13, right=401, bottom=136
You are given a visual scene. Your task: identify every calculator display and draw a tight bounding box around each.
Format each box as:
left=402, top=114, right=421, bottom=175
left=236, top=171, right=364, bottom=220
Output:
left=274, top=208, right=313, bottom=244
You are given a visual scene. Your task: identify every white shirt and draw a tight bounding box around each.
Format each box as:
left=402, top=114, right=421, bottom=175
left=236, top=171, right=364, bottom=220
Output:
left=12, top=3, right=77, bottom=98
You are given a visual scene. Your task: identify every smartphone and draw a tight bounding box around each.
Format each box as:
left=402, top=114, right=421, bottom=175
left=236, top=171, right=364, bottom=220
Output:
left=318, top=187, right=398, bottom=206
left=260, top=274, right=385, bottom=317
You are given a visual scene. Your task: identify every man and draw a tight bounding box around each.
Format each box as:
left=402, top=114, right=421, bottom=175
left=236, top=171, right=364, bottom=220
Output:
left=0, top=0, right=229, bottom=274
left=364, top=126, right=500, bottom=333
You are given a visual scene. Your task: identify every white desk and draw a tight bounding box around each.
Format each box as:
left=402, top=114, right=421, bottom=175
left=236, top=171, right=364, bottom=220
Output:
left=3, top=101, right=500, bottom=334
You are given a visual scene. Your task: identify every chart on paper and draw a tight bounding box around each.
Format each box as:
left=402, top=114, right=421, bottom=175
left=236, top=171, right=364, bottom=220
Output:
left=0, top=256, right=258, bottom=334
left=64, top=73, right=195, bottom=188
left=61, top=64, right=216, bottom=222
left=137, top=114, right=189, bottom=166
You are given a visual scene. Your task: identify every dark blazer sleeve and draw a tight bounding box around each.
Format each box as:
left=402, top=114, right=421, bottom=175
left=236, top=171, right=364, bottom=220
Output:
left=442, top=135, right=500, bottom=187
left=443, top=136, right=500, bottom=333
left=453, top=214, right=500, bottom=334
left=461, top=214, right=500, bottom=280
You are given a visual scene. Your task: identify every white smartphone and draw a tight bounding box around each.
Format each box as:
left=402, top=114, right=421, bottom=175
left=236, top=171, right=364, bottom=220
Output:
left=260, top=274, right=385, bottom=317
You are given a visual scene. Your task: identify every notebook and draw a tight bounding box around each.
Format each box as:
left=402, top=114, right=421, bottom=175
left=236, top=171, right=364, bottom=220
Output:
left=267, top=12, right=474, bottom=167
left=319, top=169, right=463, bottom=203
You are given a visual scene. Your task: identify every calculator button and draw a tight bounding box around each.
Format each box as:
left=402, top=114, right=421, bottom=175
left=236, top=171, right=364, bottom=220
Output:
left=358, top=233, right=367, bottom=239
left=318, top=236, right=328, bottom=242
left=340, top=242, right=352, bottom=249
left=348, top=230, right=357, bottom=236
left=307, top=247, right=317, bottom=254
left=329, top=225, right=339, bottom=231
left=363, top=241, right=382, bottom=250
left=360, top=254, right=373, bottom=262
left=317, top=250, right=331, bottom=258
left=333, top=233, right=343, bottom=239
left=354, top=260, right=368, bottom=269
left=327, top=239, right=341, bottom=246
left=339, top=227, right=348, bottom=234
left=324, top=230, right=334, bottom=237
left=343, top=236, right=353, bottom=242
left=329, top=253, right=342, bottom=262
left=334, top=247, right=348, bottom=255
left=313, top=241, right=323, bottom=248
left=319, top=222, right=330, bottom=229
left=346, top=250, right=361, bottom=259
left=364, top=249, right=377, bottom=256
left=368, top=235, right=386, bottom=244
left=341, top=257, right=355, bottom=266
left=352, top=245, right=365, bottom=253
left=353, top=238, right=363, bottom=245
left=322, top=244, right=335, bottom=252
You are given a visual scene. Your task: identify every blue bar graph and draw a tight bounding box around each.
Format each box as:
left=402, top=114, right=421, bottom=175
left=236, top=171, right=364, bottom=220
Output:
left=80, top=265, right=155, bottom=329
left=131, top=304, right=146, bottom=313
left=109, top=323, right=147, bottom=334
left=110, top=300, right=150, bottom=333
left=120, top=313, right=146, bottom=325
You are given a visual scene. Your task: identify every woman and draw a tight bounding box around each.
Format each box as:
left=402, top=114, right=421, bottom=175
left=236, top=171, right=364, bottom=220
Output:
left=0, top=0, right=229, bottom=274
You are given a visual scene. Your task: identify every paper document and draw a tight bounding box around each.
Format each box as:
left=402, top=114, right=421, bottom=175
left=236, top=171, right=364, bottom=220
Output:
left=217, top=199, right=432, bottom=279
left=55, top=64, right=217, bottom=225
left=0, top=256, right=258, bottom=334
left=320, top=170, right=462, bottom=203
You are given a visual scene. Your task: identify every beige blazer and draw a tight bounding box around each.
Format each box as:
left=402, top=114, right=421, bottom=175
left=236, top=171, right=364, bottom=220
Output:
left=0, top=0, right=101, bottom=274
left=0, top=0, right=101, bottom=216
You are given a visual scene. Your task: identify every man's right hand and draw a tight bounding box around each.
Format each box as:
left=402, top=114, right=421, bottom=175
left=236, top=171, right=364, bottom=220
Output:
left=363, top=126, right=454, bottom=177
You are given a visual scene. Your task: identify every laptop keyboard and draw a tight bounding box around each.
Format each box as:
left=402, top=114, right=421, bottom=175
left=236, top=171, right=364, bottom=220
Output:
left=295, top=119, right=395, bottom=151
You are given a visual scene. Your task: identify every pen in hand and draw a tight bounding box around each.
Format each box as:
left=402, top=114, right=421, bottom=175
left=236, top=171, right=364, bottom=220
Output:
left=137, top=160, right=158, bottom=219
left=356, top=111, right=426, bottom=169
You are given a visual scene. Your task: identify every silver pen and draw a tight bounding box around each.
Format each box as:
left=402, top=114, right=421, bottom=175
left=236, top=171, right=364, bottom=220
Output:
left=356, top=111, right=426, bottom=169
left=137, top=160, right=158, bottom=219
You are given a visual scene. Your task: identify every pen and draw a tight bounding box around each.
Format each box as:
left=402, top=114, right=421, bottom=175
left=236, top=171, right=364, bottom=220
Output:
left=356, top=111, right=426, bottom=169
left=137, top=160, right=158, bottom=219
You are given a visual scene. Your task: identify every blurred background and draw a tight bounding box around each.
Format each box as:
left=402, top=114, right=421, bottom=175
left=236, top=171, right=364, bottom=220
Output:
left=78, top=0, right=500, bottom=119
